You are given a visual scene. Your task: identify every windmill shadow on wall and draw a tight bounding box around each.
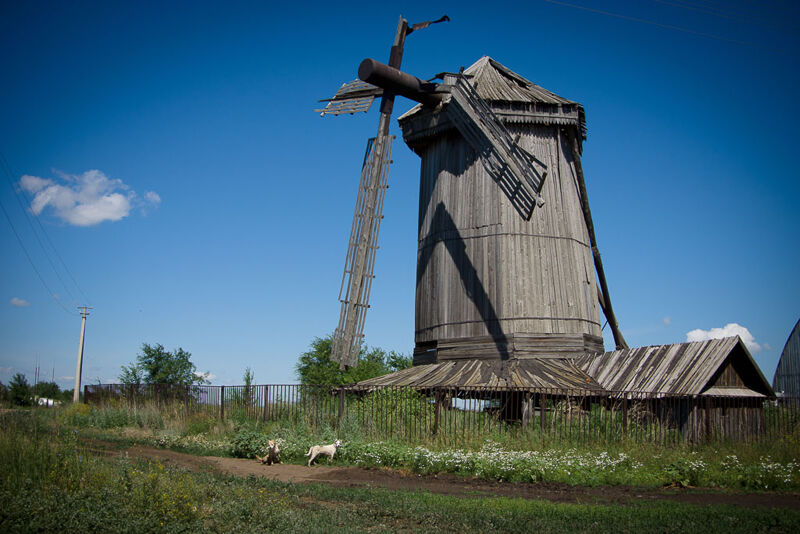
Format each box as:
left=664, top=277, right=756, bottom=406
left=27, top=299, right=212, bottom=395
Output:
left=417, top=201, right=509, bottom=360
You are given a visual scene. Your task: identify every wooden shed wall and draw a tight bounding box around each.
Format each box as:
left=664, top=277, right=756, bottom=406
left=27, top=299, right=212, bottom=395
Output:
left=413, top=123, right=602, bottom=360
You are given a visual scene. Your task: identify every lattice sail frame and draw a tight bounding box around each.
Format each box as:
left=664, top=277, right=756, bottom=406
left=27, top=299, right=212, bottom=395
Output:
left=331, top=135, right=394, bottom=367
left=314, top=80, right=383, bottom=116
left=445, top=73, right=548, bottom=220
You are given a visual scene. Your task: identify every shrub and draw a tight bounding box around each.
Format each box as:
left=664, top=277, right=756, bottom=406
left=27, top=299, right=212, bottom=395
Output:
left=231, top=427, right=271, bottom=458
left=9, top=373, right=33, bottom=406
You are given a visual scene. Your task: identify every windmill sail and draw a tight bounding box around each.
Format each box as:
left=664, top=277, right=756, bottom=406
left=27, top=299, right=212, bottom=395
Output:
left=444, top=73, right=548, bottom=220
left=331, top=134, right=394, bottom=367
left=315, top=79, right=383, bottom=116
left=321, top=15, right=449, bottom=369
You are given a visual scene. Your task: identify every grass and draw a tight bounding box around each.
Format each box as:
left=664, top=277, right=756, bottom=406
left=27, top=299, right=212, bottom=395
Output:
left=2, top=410, right=799, bottom=533
left=38, top=400, right=800, bottom=490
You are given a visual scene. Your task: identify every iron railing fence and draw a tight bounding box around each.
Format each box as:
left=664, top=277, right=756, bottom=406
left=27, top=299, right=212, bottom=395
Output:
left=84, top=383, right=800, bottom=447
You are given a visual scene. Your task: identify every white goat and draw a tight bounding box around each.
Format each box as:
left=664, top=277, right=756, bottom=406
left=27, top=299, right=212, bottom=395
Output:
left=305, top=439, right=341, bottom=467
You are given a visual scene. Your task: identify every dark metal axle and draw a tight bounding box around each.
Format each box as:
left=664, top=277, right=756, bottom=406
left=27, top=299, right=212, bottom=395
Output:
left=358, top=58, right=443, bottom=107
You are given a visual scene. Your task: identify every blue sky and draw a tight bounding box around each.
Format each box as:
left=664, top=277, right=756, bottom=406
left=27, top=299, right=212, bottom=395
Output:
left=1, top=1, right=798, bottom=389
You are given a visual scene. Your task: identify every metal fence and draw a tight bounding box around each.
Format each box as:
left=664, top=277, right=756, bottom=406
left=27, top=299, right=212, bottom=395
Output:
left=84, top=383, right=800, bottom=446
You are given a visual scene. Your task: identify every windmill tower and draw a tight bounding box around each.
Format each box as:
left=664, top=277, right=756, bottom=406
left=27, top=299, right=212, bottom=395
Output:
left=318, top=17, right=626, bottom=373
left=399, top=57, right=626, bottom=365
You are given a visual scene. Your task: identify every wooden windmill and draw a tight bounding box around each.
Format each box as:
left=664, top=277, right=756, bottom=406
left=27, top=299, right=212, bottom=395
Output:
left=317, top=17, right=627, bottom=371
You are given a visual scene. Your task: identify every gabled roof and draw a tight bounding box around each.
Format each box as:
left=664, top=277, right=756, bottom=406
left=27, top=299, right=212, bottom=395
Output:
left=398, top=56, right=586, bottom=142
left=573, top=337, right=774, bottom=397
left=461, top=56, right=579, bottom=106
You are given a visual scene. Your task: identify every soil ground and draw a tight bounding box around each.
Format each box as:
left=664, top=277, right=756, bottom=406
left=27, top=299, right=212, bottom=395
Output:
left=86, top=441, right=800, bottom=509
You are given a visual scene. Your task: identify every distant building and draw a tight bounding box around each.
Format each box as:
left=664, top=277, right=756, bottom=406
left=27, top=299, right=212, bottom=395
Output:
left=773, top=319, right=800, bottom=398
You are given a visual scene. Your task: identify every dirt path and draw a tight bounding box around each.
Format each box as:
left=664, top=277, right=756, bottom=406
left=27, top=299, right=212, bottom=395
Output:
left=88, top=441, right=800, bottom=509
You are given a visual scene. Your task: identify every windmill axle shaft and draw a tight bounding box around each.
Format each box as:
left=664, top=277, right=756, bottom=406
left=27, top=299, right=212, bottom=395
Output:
left=358, top=58, right=442, bottom=107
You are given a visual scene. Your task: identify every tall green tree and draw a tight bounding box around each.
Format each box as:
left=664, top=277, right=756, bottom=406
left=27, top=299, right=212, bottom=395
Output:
left=296, top=335, right=412, bottom=386
left=33, top=381, right=61, bottom=399
left=119, top=343, right=208, bottom=386
left=9, top=373, right=33, bottom=406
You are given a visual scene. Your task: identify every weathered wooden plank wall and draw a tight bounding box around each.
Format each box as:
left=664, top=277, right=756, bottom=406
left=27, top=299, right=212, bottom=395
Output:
left=411, top=123, right=602, bottom=361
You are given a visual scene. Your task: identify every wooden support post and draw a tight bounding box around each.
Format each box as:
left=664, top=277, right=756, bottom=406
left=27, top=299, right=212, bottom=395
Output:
left=220, top=386, right=225, bottom=420
left=705, top=396, right=712, bottom=443
left=522, top=391, right=533, bottom=427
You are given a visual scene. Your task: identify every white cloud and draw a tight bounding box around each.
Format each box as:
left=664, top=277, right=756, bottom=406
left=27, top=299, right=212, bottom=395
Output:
left=10, top=297, right=30, bottom=307
left=19, top=170, right=159, bottom=226
left=686, top=323, right=762, bottom=353
left=663, top=316, right=671, bottom=326
left=195, top=371, right=216, bottom=381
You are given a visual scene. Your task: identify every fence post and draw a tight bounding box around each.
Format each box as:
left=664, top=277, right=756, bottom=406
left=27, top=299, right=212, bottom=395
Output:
left=540, top=392, right=546, bottom=435
left=622, top=396, right=628, bottom=438
left=262, top=386, right=269, bottom=423
left=83, top=385, right=88, bottom=404
left=433, top=389, right=442, bottom=436
left=338, top=388, right=345, bottom=425
left=220, top=386, right=225, bottom=420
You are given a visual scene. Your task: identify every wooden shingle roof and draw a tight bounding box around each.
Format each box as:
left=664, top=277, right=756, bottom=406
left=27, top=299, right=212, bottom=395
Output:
left=352, top=337, right=774, bottom=398
left=350, top=358, right=602, bottom=392
left=462, top=56, right=578, bottom=106
left=573, top=337, right=773, bottom=396
left=398, top=56, right=586, bottom=141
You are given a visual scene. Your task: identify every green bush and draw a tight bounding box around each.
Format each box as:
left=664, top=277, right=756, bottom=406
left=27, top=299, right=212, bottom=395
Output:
left=231, top=427, right=271, bottom=458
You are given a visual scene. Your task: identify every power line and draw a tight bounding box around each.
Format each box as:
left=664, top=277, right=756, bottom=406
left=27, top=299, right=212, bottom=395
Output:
left=0, top=156, right=78, bottom=306
left=0, top=195, right=77, bottom=315
left=673, top=0, right=800, bottom=21
left=0, top=153, right=91, bottom=306
left=651, top=0, right=800, bottom=34
left=542, top=0, right=799, bottom=56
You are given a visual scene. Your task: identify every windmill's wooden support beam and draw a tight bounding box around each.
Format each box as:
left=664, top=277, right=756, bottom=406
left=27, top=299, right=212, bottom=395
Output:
left=564, top=128, right=628, bottom=351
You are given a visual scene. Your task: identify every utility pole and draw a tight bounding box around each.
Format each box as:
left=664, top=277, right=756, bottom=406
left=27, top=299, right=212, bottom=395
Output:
left=73, top=306, right=92, bottom=403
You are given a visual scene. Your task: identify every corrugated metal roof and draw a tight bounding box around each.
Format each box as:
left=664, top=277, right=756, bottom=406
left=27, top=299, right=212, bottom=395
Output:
left=572, top=337, right=770, bottom=396
left=350, top=358, right=602, bottom=391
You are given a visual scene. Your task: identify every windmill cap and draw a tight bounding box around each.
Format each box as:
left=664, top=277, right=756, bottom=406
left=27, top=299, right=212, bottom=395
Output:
left=399, top=56, right=587, bottom=142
